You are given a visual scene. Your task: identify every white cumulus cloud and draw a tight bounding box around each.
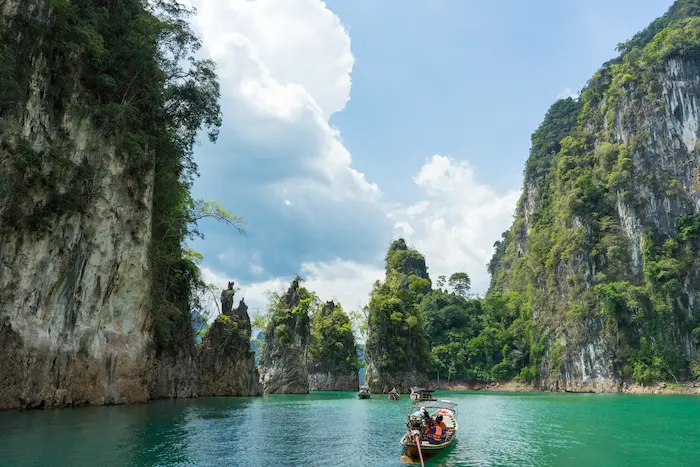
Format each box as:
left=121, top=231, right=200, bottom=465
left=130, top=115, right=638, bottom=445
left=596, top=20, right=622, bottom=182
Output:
left=389, top=155, right=520, bottom=295
left=556, top=87, right=578, bottom=100
left=190, top=0, right=380, bottom=203
left=187, top=0, right=390, bottom=281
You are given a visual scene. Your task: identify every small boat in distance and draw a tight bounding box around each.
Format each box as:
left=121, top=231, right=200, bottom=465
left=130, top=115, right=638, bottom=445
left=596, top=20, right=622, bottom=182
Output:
left=388, top=388, right=400, bottom=401
left=401, top=390, right=458, bottom=462
left=409, top=387, right=437, bottom=403
left=358, top=386, right=371, bottom=399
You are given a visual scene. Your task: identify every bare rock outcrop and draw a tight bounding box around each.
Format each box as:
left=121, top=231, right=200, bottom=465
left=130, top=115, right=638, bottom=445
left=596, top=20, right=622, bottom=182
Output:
left=198, top=282, right=262, bottom=396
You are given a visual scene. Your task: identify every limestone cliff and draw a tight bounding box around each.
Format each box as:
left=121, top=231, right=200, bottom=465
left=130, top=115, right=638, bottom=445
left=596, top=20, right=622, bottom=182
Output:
left=307, top=301, right=359, bottom=391
left=489, top=0, right=700, bottom=390
left=259, top=278, right=311, bottom=394
left=365, top=239, right=430, bottom=393
left=198, top=282, right=262, bottom=396
left=0, top=0, right=219, bottom=408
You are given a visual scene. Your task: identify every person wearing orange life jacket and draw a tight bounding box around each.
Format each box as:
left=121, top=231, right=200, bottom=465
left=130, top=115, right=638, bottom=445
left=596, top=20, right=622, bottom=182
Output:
left=435, top=415, right=447, bottom=432
left=422, top=418, right=433, bottom=438
left=425, top=422, right=443, bottom=444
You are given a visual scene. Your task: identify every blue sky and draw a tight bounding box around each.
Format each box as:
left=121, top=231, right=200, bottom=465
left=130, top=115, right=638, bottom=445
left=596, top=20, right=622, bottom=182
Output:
left=187, top=0, right=675, bottom=317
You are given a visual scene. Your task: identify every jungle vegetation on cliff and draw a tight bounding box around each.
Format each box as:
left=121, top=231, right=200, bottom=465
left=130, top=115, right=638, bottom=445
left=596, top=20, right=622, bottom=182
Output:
left=487, top=0, right=700, bottom=386
left=0, top=0, right=240, bottom=359
left=308, top=301, right=359, bottom=377
left=364, top=239, right=431, bottom=386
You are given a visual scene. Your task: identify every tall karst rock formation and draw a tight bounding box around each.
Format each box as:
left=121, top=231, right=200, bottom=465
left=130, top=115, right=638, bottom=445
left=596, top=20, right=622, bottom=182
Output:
left=0, top=0, right=218, bottom=408
left=489, top=0, right=700, bottom=391
left=198, top=282, right=262, bottom=396
left=259, top=278, right=311, bottom=394
left=365, top=239, right=431, bottom=393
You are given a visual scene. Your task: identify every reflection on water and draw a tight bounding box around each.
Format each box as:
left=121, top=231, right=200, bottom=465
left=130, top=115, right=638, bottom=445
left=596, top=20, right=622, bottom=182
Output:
left=1, top=391, right=700, bottom=466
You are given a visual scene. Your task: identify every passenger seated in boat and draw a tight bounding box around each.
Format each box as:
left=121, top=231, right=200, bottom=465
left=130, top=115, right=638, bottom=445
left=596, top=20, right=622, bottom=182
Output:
left=422, top=418, right=433, bottom=437
left=424, top=422, right=443, bottom=444
left=435, top=415, right=447, bottom=433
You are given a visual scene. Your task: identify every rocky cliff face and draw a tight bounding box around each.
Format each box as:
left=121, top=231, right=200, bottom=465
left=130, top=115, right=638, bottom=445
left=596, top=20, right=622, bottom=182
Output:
left=489, top=0, right=700, bottom=390
left=0, top=0, right=209, bottom=408
left=308, top=372, right=358, bottom=392
left=259, top=279, right=310, bottom=394
left=198, top=282, right=262, bottom=396
left=364, top=361, right=427, bottom=395
left=307, top=301, right=359, bottom=391
left=0, top=0, right=157, bottom=409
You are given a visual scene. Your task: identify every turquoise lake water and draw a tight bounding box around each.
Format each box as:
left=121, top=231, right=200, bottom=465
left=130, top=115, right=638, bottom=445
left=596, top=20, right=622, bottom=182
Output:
left=1, top=391, right=700, bottom=466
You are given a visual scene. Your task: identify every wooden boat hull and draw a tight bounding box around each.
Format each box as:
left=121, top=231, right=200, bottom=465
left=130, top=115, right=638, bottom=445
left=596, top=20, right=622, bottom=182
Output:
left=358, top=394, right=370, bottom=399
left=400, top=434, right=456, bottom=458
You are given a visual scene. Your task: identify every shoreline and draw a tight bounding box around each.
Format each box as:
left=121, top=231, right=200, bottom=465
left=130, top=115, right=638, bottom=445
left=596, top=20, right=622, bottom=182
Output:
left=5, top=380, right=700, bottom=412
left=428, top=380, right=700, bottom=395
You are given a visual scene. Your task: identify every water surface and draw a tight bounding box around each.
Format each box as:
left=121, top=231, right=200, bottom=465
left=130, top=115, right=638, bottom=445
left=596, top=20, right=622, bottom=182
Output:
left=1, top=391, right=699, bottom=466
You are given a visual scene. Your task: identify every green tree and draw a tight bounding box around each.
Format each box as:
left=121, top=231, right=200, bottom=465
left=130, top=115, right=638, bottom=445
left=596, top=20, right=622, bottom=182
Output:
left=308, top=301, right=359, bottom=375
left=448, top=272, right=471, bottom=297
left=436, top=275, right=446, bottom=289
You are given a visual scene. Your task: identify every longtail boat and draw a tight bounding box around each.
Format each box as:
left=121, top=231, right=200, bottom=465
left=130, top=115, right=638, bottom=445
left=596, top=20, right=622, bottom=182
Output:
left=358, top=386, right=371, bottom=399
left=400, top=389, right=458, bottom=461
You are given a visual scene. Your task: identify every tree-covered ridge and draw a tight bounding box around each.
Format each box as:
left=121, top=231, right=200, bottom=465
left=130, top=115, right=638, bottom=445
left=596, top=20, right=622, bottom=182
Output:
left=421, top=276, right=540, bottom=384
left=308, top=301, right=358, bottom=376
left=366, top=239, right=431, bottom=378
left=362, top=237, right=532, bottom=385
left=0, top=0, right=240, bottom=357
left=487, top=0, right=700, bottom=386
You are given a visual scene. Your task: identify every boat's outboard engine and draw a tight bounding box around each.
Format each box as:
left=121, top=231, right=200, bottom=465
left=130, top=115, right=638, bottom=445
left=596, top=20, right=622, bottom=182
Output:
left=406, top=414, right=426, bottom=439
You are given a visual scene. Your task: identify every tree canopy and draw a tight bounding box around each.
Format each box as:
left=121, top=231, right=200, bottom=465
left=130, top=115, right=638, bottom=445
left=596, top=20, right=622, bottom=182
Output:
left=308, top=301, right=359, bottom=376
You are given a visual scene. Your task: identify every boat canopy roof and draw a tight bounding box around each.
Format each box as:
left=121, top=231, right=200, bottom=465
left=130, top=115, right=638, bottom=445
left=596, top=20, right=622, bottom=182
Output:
left=410, top=387, right=433, bottom=393
left=415, top=400, right=457, bottom=410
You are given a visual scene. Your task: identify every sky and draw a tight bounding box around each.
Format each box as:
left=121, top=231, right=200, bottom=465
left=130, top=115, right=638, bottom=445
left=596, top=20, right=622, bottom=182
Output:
left=186, top=0, right=676, bottom=319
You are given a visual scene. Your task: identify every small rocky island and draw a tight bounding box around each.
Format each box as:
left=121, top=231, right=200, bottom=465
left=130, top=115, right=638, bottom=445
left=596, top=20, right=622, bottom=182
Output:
left=365, top=239, right=431, bottom=393
left=198, top=282, right=262, bottom=396
left=259, top=278, right=312, bottom=394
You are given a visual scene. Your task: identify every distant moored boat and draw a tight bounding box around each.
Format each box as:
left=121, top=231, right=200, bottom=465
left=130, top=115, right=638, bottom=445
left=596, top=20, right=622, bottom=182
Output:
left=409, top=387, right=436, bottom=402
left=358, top=386, right=371, bottom=399
left=388, top=388, right=399, bottom=401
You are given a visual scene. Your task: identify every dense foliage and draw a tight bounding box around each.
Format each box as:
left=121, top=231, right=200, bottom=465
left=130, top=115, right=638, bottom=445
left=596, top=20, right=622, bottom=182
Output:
left=308, top=301, right=359, bottom=376
left=365, top=239, right=431, bottom=376
left=263, top=277, right=314, bottom=352
left=0, top=1, right=240, bottom=355
left=361, top=236, right=536, bottom=384
left=419, top=276, right=540, bottom=383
